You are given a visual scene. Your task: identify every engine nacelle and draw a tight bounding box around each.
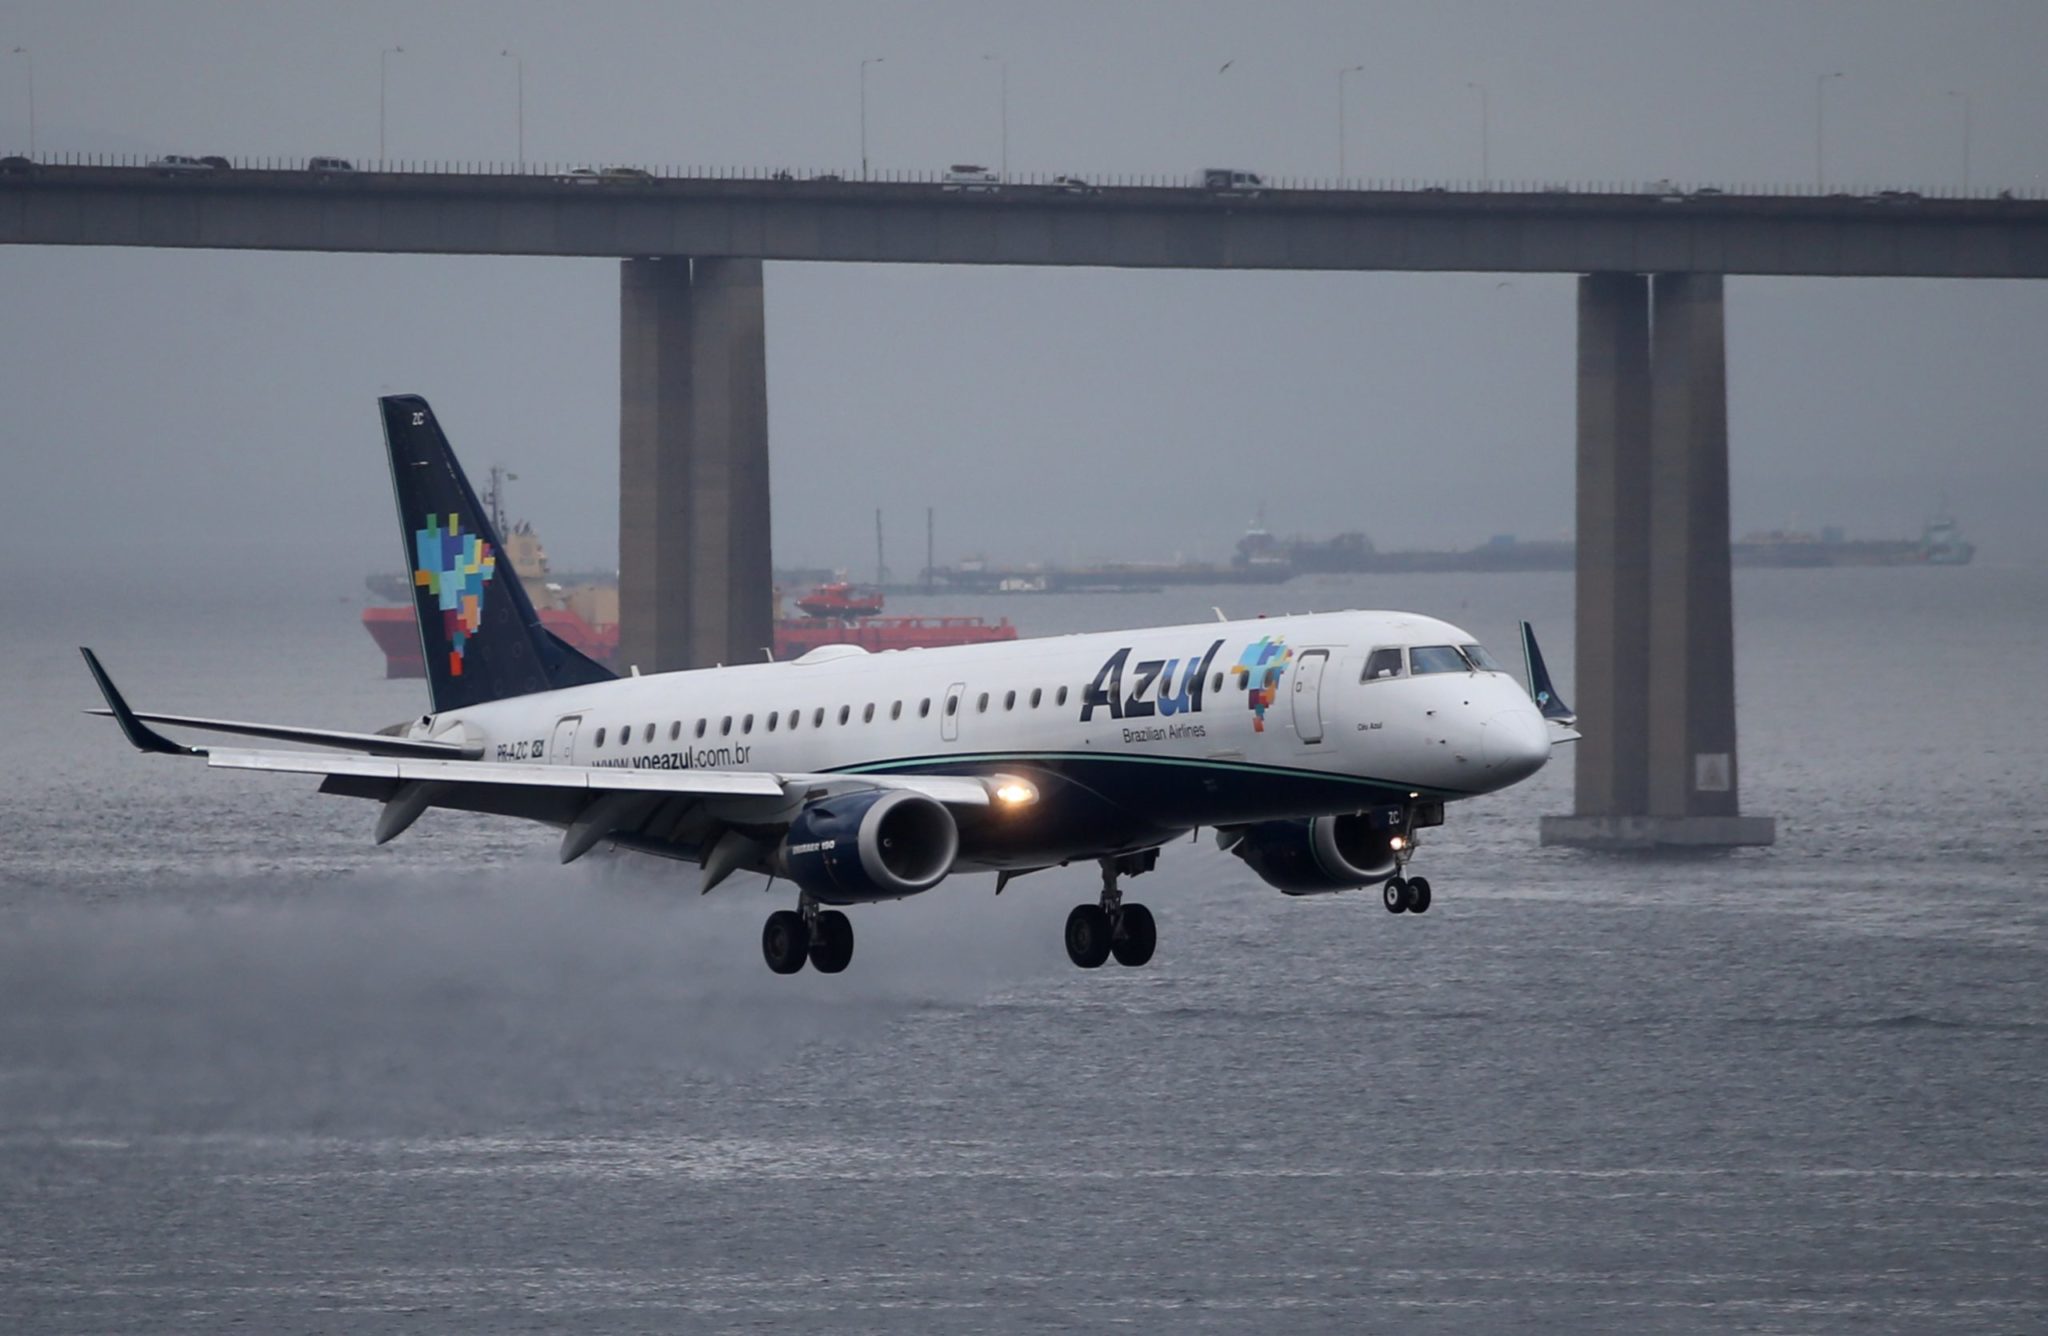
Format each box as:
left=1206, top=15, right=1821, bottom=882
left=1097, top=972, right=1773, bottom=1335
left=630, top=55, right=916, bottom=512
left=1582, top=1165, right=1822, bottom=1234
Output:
left=1224, top=813, right=1400, bottom=896
left=777, top=788, right=959, bottom=904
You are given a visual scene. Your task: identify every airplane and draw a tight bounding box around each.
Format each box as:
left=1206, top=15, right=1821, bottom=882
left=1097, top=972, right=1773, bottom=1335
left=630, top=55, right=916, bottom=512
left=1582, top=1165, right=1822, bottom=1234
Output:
left=83, top=395, right=1578, bottom=976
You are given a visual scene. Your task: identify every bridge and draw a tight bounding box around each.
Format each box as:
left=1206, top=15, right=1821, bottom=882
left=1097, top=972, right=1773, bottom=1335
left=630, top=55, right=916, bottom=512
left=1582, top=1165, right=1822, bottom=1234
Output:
left=10, top=157, right=2045, bottom=848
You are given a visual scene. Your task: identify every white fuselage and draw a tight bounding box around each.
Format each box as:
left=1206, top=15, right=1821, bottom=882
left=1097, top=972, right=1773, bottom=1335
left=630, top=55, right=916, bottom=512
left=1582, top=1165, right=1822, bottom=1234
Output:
left=416, top=609, right=1550, bottom=868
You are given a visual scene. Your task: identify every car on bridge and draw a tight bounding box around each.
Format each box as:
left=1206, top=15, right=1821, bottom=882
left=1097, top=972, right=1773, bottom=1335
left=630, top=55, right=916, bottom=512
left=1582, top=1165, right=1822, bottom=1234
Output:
left=1203, top=168, right=1265, bottom=197
left=942, top=164, right=1000, bottom=192
left=0, top=155, right=34, bottom=175
left=149, top=155, right=216, bottom=175
left=307, top=157, right=355, bottom=175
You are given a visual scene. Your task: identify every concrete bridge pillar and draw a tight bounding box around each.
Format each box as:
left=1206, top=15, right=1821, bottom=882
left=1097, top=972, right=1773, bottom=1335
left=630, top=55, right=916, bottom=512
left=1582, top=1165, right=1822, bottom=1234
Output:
left=617, top=256, right=773, bottom=673
left=1542, top=272, right=1775, bottom=850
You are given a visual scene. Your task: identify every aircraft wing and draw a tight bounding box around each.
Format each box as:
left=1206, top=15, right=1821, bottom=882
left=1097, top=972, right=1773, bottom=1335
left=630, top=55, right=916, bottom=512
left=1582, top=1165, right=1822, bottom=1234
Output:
left=84, top=647, right=1004, bottom=878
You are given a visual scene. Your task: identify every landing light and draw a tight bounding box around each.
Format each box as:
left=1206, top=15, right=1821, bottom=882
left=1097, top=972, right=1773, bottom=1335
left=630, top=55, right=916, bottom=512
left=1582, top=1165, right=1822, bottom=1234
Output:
left=1389, top=835, right=1408, bottom=851
left=993, top=779, right=1038, bottom=807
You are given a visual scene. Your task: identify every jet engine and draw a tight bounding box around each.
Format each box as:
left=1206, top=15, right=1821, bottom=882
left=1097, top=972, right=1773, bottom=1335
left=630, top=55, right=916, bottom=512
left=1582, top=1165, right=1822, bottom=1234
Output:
left=776, top=788, right=959, bottom=904
left=1222, top=813, right=1401, bottom=896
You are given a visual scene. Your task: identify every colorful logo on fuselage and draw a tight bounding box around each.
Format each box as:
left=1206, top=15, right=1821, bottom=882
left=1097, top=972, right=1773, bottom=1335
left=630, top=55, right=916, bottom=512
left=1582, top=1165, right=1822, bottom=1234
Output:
left=413, top=513, right=495, bottom=677
left=1231, top=636, right=1293, bottom=731
left=1078, top=633, right=1296, bottom=734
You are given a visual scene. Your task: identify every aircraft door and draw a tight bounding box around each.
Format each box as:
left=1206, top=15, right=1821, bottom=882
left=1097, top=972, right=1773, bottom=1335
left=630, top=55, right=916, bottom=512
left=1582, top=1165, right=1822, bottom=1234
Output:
left=1291, top=651, right=1328, bottom=744
left=549, top=715, right=581, bottom=765
left=942, top=683, right=965, bottom=743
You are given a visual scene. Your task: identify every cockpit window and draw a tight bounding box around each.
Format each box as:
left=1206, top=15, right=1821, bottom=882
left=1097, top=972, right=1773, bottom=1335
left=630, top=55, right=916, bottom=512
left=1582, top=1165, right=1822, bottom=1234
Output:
left=1461, top=643, right=1505, bottom=672
left=1409, top=644, right=1471, bottom=675
left=1362, top=647, right=1405, bottom=681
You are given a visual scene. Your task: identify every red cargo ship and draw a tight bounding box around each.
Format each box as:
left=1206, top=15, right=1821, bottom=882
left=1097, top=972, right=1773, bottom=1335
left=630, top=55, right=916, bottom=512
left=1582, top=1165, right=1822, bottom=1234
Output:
left=362, top=596, right=1017, bottom=677
left=363, top=475, right=1015, bottom=676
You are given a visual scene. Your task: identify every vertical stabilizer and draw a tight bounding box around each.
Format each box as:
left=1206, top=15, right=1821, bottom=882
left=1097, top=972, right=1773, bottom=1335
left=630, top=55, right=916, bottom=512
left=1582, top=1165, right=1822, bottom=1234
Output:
left=381, top=396, right=615, bottom=712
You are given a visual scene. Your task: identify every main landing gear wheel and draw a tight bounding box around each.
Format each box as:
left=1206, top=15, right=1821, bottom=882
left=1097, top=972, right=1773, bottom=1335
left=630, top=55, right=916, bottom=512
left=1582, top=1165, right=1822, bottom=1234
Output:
left=1065, top=904, right=1113, bottom=969
left=809, top=909, right=855, bottom=974
left=762, top=909, right=811, bottom=974
left=1382, top=877, right=1411, bottom=914
left=1406, top=876, right=1432, bottom=914
left=1111, top=902, right=1157, bottom=968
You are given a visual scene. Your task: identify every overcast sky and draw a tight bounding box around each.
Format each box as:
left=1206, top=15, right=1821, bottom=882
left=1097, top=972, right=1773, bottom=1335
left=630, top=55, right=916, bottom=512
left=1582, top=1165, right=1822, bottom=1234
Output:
left=3, top=0, right=2046, bottom=596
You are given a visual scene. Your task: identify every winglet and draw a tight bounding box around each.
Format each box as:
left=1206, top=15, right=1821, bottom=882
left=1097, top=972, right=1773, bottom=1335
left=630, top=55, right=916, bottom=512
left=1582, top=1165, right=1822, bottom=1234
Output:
left=80, top=648, right=203, bottom=755
left=1518, top=622, right=1577, bottom=725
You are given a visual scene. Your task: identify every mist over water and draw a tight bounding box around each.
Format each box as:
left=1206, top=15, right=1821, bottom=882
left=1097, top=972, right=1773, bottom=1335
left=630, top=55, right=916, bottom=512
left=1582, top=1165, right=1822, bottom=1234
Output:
left=3, top=571, right=2044, bottom=1331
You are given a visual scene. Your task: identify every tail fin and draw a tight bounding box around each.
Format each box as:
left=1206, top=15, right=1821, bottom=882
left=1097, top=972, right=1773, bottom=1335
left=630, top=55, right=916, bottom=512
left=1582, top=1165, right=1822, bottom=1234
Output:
left=381, top=395, right=615, bottom=712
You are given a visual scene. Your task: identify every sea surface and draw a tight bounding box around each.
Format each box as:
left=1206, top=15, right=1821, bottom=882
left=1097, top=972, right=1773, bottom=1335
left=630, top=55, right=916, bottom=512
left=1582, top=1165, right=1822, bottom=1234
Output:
left=2, top=569, right=2043, bottom=1333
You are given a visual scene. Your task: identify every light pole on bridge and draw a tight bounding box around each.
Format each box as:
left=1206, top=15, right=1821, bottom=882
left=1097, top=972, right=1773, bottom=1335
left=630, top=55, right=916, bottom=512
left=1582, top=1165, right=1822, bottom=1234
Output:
left=860, top=56, right=883, bottom=180
left=1337, top=65, right=1364, bottom=178
left=1814, top=71, right=1843, bottom=189
left=8, top=46, right=30, bottom=159
left=379, top=46, right=404, bottom=163
left=1466, top=81, right=1490, bottom=185
left=500, top=50, right=524, bottom=166
left=982, top=54, right=1008, bottom=180
left=1946, top=89, right=1972, bottom=191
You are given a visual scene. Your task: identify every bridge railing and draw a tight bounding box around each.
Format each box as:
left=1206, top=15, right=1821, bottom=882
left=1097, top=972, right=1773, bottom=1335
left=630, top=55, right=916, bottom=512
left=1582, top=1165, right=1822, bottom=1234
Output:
left=2, top=149, right=2039, bottom=202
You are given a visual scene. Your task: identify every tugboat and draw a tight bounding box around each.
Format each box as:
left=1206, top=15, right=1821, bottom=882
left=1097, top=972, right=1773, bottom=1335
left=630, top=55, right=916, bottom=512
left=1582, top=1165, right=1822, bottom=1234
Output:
left=793, top=582, right=886, bottom=619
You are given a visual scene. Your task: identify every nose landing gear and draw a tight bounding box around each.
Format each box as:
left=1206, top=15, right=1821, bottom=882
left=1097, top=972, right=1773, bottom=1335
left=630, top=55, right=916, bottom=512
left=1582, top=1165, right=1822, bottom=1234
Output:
left=1066, top=852, right=1159, bottom=969
left=762, top=896, right=856, bottom=974
left=1381, top=818, right=1433, bottom=914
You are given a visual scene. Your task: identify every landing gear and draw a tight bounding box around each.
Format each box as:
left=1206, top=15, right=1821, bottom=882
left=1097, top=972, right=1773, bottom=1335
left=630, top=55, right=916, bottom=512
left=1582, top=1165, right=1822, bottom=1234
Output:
left=1064, top=904, right=1113, bottom=969
left=809, top=909, right=854, bottom=974
left=1379, top=809, right=1434, bottom=914
left=1066, top=853, right=1159, bottom=969
left=1382, top=874, right=1432, bottom=914
left=762, top=908, right=810, bottom=973
left=762, top=898, right=856, bottom=974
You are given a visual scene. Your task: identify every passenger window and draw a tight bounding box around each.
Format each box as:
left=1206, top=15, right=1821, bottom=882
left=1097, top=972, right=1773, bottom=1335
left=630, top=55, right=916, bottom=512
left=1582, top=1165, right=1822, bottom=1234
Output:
left=919, top=698, right=931, bottom=718
left=766, top=712, right=778, bottom=732
left=643, top=723, right=655, bottom=744
left=1212, top=671, right=1224, bottom=693
left=787, top=710, right=800, bottom=730
left=1410, top=645, right=1470, bottom=675
left=742, top=714, right=754, bottom=734
left=838, top=706, right=850, bottom=725
left=695, top=719, right=706, bottom=738
left=669, top=721, right=680, bottom=741
left=890, top=701, right=902, bottom=721
left=1056, top=686, right=1069, bottom=707
left=721, top=716, right=733, bottom=735
left=594, top=727, right=607, bottom=748
left=1461, top=643, right=1505, bottom=672
left=945, top=695, right=959, bottom=717
left=813, top=708, right=825, bottom=728
left=863, top=703, right=875, bottom=723
left=1004, top=690, right=1016, bottom=710
left=1363, top=647, right=1405, bottom=681
left=977, top=692, right=989, bottom=713
left=1029, top=688, right=1042, bottom=708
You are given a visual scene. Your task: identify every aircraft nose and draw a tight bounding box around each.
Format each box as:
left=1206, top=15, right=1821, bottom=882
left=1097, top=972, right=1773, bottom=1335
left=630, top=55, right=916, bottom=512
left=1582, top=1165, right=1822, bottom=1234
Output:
left=1480, top=707, right=1550, bottom=786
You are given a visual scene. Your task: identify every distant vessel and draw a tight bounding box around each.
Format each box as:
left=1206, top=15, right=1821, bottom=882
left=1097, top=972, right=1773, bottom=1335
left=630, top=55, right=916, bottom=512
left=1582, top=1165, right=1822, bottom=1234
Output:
left=1233, top=515, right=1974, bottom=576
left=361, top=475, right=1016, bottom=677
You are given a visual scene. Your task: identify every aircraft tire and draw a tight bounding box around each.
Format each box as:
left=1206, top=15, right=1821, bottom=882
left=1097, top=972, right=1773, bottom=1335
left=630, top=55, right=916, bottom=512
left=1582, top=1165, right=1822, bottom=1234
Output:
left=809, top=910, right=855, bottom=974
left=1407, top=877, right=1432, bottom=914
left=1111, top=903, right=1157, bottom=968
left=1065, top=904, right=1113, bottom=969
left=1382, top=877, right=1411, bottom=914
left=763, top=910, right=811, bottom=974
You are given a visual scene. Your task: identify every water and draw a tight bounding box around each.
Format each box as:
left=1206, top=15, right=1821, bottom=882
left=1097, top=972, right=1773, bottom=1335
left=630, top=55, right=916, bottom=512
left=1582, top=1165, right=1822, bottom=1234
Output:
left=3, top=569, right=2043, bottom=1332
